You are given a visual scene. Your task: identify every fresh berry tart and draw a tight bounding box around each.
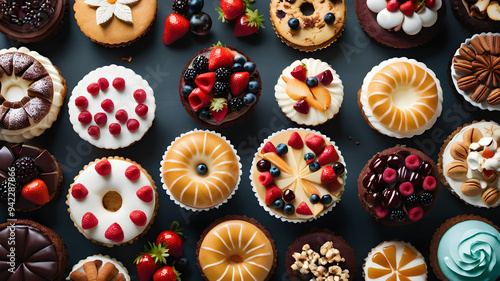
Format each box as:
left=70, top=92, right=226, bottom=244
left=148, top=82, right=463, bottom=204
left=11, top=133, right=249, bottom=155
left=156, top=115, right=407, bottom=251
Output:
left=355, top=0, right=445, bottom=48
left=68, top=254, right=129, bottom=281
left=439, top=120, right=500, bottom=208
left=357, top=145, right=440, bottom=226
left=0, top=47, right=67, bottom=142
left=250, top=128, right=346, bottom=222
left=179, top=44, right=261, bottom=128
left=68, top=65, right=156, bottom=149
left=67, top=157, right=158, bottom=247
left=0, top=0, right=68, bottom=43
left=449, top=33, right=500, bottom=111
left=450, top=0, right=500, bottom=32
left=275, top=58, right=344, bottom=126
left=0, top=142, right=63, bottom=212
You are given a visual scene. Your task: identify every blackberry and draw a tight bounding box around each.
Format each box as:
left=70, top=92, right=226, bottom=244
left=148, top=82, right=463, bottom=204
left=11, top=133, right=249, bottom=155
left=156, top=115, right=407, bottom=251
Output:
left=405, top=194, right=419, bottom=205
left=389, top=209, right=406, bottom=222
left=192, top=56, right=209, bottom=73
left=215, top=67, right=232, bottom=81
left=419, top=192, right=434, bottom=206
left=0, top=181, right=20, bottom=204
left=213, top=81, right=230, bottom=97
left=12, top=157, right=38, bottom=184
left=172, top=0, right=189, bottom=15
left=184, top=68, right=197, bottom=85
left=228, top=98, right=243, bottom=112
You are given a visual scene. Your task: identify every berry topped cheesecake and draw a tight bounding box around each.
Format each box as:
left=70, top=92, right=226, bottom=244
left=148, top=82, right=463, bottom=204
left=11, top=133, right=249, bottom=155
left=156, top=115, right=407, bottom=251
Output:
left=179, top=44, right=262, bottom=128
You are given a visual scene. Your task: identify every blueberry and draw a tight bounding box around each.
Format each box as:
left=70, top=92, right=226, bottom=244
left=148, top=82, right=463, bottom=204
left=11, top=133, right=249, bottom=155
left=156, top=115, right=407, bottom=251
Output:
left=199, top=108, right=211, bottom=120
left=176, top=257, right=189, bottom=271
left=182, top=85, right=193, bottom=97
left=321, top=194, right=333, bottom=205
left=276, top=143, right=288, bottom=155
left=189, top=0, right=204, bottom=12
left=309, top=194, right=320, bottom=204
left=306, top=77, right=318, bottom=88
left=304, top=152, right=315, bottom=161
left=270, top=167, right=281, bottom=177
left=196, top=163, right=208, bottom=175
left=234, top=55, right=246, bottom=65
left=189, top=12, right=212, bottom=36
left=243, top=62, right=256, bottom=74
left=243, top=93, right=257, bottom=105
left=309, top=162, right=320, bottom=172
left=324, top=12, right=335, bottom=24
left=288, top=18, right=300, bottom=30
left=283, top=203, right=295, bottom=215
left=248, top=80, right=260, bottom=93
left=273, top=198, right=284, bottom=209
left=232, top=62, right=243, bottom=72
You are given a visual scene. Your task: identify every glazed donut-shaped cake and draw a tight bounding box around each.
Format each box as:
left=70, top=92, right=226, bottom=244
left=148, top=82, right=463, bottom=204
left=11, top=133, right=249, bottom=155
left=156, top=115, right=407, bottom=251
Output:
left=197, top=217, right=276, bottom=281
left=161, top=130, right=241, bottom=210
left=359, top=58, right=443, bottom=138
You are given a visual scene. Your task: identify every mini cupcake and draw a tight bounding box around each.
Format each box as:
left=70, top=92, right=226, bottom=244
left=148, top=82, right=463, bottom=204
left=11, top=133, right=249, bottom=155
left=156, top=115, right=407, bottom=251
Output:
left=196, top=215, right=277, bottom=281
left=68, top=254, right=129, bottom=281
left=449, top=33, right=500, bottom=111
left=0, top=0, right=68, bottom=43
left=250, top=128, right=347, bottom=223
left=0, top=142, right=63, bottom=212
left=450, top=0, right=500, bottom=33
left=285, top=229, right=356, bottom=281
left=430, top=214, right=500, bottom=281
left=179, top=45, right=261, bottom=128
left=275, top=58, right=344, bottom=126
left=0, top=47, right=67, bottom=142
left=67, top=157, right=158, bottom=247
left=73, top=0, right=156, bottom=47
left=160, top=130, right=241, bottom=211
left=0, top=219, right=69, bottom=281
left=355, top=0, right=445, bottom=48
left=269, top=0, right=346, bottom=52
left=358, top=145, right=440, bottom=226
left=68, top=65, right=156, bottom=149
left=438, top=120, right=500, bottom=208
left=363, top=240, right=428, bottom=280
left=358, top=58, right=443, bottom=138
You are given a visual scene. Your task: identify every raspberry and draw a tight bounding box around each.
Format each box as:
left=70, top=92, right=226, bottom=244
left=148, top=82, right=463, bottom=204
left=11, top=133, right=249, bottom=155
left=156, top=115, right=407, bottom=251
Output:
left=12, top=157, right=38, bottom=184
left=94, top=112, right=107, bottom=127
left=215, top=67, right=232, bottom=81
left=389, top=209, right=406, bottom=222
left=258, top=172, right=273, bottom=186
left=81, top=212, right=98, bottom=229
left=109, top=123, right=121, bottom=135
left=0, top=181, right=20, bottom=204
left=98, top=78, right=109, bottom=90
left=192, top=56, right=209, bottom=73
left=112, top=77, right=125, bottom=90
left=101, top=99, right=114, bottom=112
left=228, top=98, right=243, bottom=112
left=135, top=104, right=148, bottom=117
left=75, top=96, right=88, bottom=110
left=95, top=159, right=112, bottom=176
left=87, top=83, right=100, bottom=95
left=127, top=119, right=140, bottom=131
left=130, top=210, right=147, bottom=226
left=213, top=81, right=230, bottom=97
left=115, top=109, right=128, bottom=123
left=133, top=89, right=147, bottom=103
left=71, top=183, right=88, bottom=199
left=136, top=186, right=154, bottom=202
left=78, top=111, right=92, bottom=125
left=105, top=223, right=124, bottom=243
left=184, top=68, right=197, bottom=85
left=419, top=192, right=434, bottom=206
left=125, top=165, right=140, bottom=181
left=88, top=126, right=100, bottom=138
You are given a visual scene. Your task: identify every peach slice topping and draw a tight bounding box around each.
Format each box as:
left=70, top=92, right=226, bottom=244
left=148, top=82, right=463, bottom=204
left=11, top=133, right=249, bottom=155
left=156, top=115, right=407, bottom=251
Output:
left=282, top=76, right=331, bottom=111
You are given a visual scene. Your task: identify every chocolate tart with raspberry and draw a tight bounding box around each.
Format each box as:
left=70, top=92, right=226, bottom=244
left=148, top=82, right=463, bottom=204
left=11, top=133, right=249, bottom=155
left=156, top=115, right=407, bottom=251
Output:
left=357, top=145, right=440, bottom=226
left=450, top=0, right=500, bottom=33
left=179, top=45, right=262, bottom=129
left=0, top=142, right=63, bottom=212
left=0, top=219, right=69, bottom=281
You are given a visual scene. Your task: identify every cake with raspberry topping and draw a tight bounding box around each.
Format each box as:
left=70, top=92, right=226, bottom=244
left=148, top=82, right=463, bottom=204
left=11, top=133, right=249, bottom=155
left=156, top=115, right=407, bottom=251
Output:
left=68, top=64, right=156, bottom=149
left=179, top=44, right=261, bottom=128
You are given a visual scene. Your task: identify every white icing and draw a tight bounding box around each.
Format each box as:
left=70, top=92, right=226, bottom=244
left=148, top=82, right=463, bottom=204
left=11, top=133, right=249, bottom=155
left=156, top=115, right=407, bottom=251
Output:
left=442, top=121, right=500, bottom=208
left=68, top=158, right=157, bottom=245
left=451, top=32, right=500, bottom=112
left=377, top=9, right=404, bottom=30
left=275, top=58, right=344, bottom=126
left=0, top=47, right=65, bottom=142
left=359, top=57, right=443, bottom=138
left=367, top=0, right=387, bottom=13
left=68, top=65, right=156, bottom=149
left=67, top=254, right=130, bottom=281
left=85, top=0, right=139, bottom=25
left=401, top=13, right=422, bottom=35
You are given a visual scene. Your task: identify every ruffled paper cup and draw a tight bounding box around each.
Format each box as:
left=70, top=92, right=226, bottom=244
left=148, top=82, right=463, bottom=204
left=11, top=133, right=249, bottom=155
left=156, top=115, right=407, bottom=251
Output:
left=67, top=254, right=130, bottom=281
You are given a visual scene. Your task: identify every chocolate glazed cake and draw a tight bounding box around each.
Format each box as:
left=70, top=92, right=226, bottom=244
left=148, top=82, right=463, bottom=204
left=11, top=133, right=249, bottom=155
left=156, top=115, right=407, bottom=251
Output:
left=450, top=0, right=500, bottom=33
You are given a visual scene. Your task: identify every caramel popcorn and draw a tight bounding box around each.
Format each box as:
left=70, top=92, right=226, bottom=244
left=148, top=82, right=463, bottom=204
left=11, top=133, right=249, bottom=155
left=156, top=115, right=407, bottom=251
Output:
left=291, top=242, right=350, bottom=281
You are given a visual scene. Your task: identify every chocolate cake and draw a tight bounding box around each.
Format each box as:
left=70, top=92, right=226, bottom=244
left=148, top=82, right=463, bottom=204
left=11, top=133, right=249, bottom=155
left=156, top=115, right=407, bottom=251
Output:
left=450, top=0, right=500, bottom=33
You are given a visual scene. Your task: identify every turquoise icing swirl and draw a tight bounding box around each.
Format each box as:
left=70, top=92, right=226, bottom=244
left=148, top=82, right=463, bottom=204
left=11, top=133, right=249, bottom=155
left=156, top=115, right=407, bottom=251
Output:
left=437, top=220, right=500, bottom=281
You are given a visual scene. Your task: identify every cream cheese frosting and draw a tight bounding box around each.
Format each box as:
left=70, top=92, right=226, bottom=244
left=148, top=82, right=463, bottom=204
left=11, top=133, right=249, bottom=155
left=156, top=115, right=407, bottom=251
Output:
left=67, top=254, right=130, bottom=281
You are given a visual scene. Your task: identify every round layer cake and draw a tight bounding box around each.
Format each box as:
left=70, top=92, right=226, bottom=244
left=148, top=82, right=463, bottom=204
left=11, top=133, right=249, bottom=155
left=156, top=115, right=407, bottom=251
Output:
left=449, top=33, right=500, bottom=111
left=67, top=157, right=158, bottom=247
left=363, top=240, right=428, bottom=281
left=68, top=64, right=156, bottom=149
left=285, top=230, right=356, bottom=281
left=275, top=58, right=344, bottom=126
left=0, top=0, right=68, bottom=43
left=250, top=128, right=346, bottom=223
left=358, top=57, right=443, bottom=138
left=179, top=46, right=261, bottom=128
left=0, top=142, right=63, bottom=212
left=269, top=0, right=347, bottom=52
left=355, top=0, right=446, bottom=48
left=450, top=0, right=500, bottom=33
left=0, top=219, right=69, bottom=281
left=73, top=0, right=156, bottom=47
left=358, top=145, right=440, bottom=225
left=68, top=254, right=129, bottom=281
left=438, top=120, right=500, bottom=208
left=429, top=214, right=500, bottom=281
left=0, top=47, right=67, bottom=142
left=160, top=130, right=241, bottom=211
left=197, top=216, right=277, bottom=281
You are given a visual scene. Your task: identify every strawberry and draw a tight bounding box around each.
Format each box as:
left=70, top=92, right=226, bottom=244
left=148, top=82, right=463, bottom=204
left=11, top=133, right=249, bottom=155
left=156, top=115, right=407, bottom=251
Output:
left=305, top=133, right=325, bottom=155
left=81, top=212, right=98, bottom=229
left=163, top=13, right=190, bottom=45
left=188, top=88, right=212, bottom=111
left=21, top=179, right=49, bottom=205
left=295, top=201, right=313, bottom=215
left=425, top=0, right=435, bottom=8
left=130, top=210, right=147, bottom=226
left=218, top=0, right=245, bottom=21
left=195, top=72, right=216, bottom=94
left=157, top=221, right=184, bottom=257
left=125, top=165, right=141, bottom=181
left=153, top=266, right=181, bottom=281
left=261, top=142, right=277, bottom=154
left=135, top=242, right=169, bottom=281
left=399, top=1, right=414, bottom=16
left=293, top=99, right=309, bottom=114
left=258, top=171, right=273, bottom=186
left=326, top=176, right=343, bottom=192
left=265, top=185, right=282, bottom=205
left=287, top=132, right=304, bottom=149
left=209, top=98, right=228, bottom=122
left=95, top=159, right=111, bottom=176
left=230, top=72, right=250, bottom=95
left=320, top=166, right=337, bottom=184
left=314, top=70, right=333, bottom=86
left=317, top=145, right=339, bottom=166
left=71, top=183, right=88, bottom=199
left=234, top=9, right=265, bottom=37
left=105, top=223, right=124, bottom=243
left=386, top=0, right=399, bottom=12
left=208, top=46, right=234, bottom=71
left=137, top=186, right=154, bottom=203
left=290, top=63, right=307, bottom=81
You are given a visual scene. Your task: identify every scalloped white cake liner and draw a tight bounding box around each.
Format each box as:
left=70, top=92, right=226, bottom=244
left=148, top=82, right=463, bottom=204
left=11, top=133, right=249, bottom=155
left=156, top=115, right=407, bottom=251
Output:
left=67, top=254, right=130, bottom=281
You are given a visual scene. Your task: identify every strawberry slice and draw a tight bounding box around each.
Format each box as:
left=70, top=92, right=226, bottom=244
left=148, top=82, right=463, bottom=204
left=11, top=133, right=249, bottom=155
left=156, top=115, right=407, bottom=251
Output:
left=209, top=98, right=228, bottom=122
left=317, top=145, right=339, bottom=166
left=321, top=166, right=337, bottom=184
left=291, top=63, right=307, bottom=82
left=287, top=131, right=303, bottom=149
left=195, top=72, right=216, bottom=94
left=230, top=72, right=250, bottom=95
left=208, top=46, right=235, bottom=71
left=265, top=185, right=282, bottom=205
left=261, top=142, right=277, bottom=154
left=314, top=70, right=334, bottom=86
left=234, top=9, right=265, bottom=37
left=305, top=133, right=325, bottom=155
left=188, top=88, right=212, bottom=111
left=296, top=201, right=313, bottom=215
left=326, top=176, right=343, bottom=192
left=21, top=179, right=49, bottom=205
left=163, top=13, right=190, bottom=45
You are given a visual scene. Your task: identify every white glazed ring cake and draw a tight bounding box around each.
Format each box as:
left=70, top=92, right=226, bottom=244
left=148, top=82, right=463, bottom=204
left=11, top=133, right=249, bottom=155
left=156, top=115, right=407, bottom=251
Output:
left=0, top=47, right=66, bottom=142
left=67, top=157, right=158, bottom=247
left=67, top=254, right=129, bottom=281
left=68, top=64, right=156, bottom=149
